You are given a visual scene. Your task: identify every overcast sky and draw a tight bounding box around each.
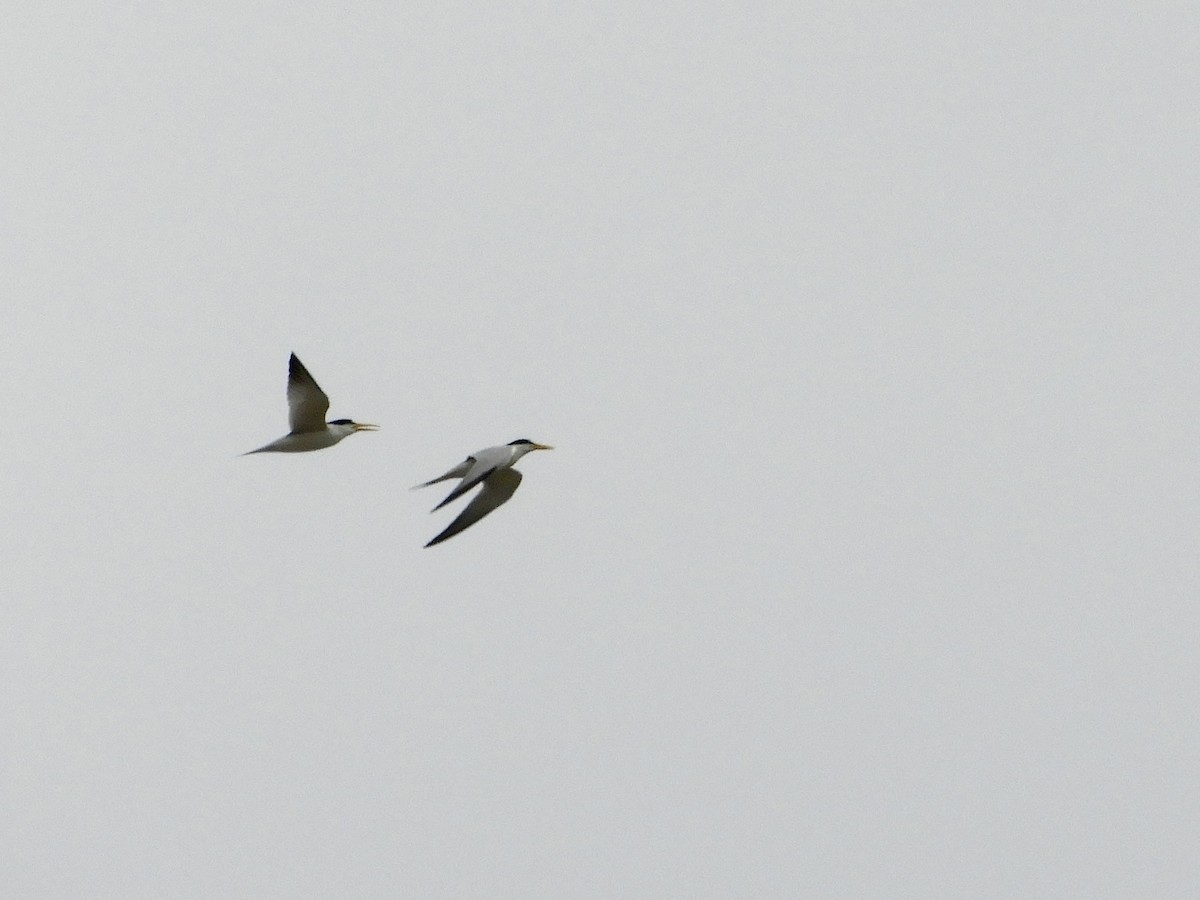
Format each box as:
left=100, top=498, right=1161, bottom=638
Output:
left=4, top=4, right=1199, bottom=898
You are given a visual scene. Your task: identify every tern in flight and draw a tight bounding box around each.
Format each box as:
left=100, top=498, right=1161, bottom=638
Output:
left=414, top=439, right=553, bottom=547
left=244, top=353, right=378, bottom=454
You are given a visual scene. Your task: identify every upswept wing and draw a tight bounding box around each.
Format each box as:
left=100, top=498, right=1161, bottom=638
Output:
left=425, top=469, right=523, bottom=547
left=287, top=353, right=330, bottom=433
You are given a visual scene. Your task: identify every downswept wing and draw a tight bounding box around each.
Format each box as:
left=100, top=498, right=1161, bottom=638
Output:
left=432, top=465, right=495, bottom=511
left=287, top=353, right=330, bottom=433
left=425, top=468, right=523, bottom=547
left=431, top=451, right=507, bottom=510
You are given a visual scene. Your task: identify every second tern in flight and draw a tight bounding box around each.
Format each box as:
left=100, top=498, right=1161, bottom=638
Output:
left=414, top=439, right=553, bottom=547
left=244, top=353, right=378, bottom=454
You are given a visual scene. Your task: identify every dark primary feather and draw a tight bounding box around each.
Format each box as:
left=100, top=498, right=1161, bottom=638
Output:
left=425, top=469, right=523, bottom=547
left=288, top=353, right=323, bottom=391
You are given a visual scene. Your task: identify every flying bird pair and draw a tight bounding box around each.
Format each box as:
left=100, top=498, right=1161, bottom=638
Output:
left=245, top=353, right=552, bottom=547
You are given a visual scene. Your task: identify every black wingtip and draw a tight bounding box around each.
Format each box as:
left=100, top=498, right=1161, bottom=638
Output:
left=287, top=354, right=322, bottom=391
left=424, top=516, right=469, bottom=547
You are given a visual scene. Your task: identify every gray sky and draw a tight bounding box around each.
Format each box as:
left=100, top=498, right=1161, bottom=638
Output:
left=4, top=3, right=1198, bottom=898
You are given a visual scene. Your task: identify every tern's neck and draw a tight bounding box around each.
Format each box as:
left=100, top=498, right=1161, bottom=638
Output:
left=326, top=422, right=357, bottom=440
left=508, top=444, right=537, bottom=463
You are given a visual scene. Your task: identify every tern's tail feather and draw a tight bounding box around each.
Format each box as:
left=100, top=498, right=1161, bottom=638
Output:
left=411, top=476, right=447, bottom=490
left=412, top=459, right=473, bottom=490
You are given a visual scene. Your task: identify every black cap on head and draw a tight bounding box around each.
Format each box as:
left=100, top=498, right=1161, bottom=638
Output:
left=507, top=439, right=534, bottom=446
left=330, top=418, right=354, bottom=425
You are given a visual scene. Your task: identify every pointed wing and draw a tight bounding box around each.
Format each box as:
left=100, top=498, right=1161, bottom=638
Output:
left=287, top=353, right=330, bottom=433
left=425, top=468, right=523, bottom=547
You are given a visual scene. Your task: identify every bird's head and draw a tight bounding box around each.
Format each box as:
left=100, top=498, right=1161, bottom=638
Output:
left=329, top=418, right=380, bottom=436
left=507, top=438, right=554, bottom=457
